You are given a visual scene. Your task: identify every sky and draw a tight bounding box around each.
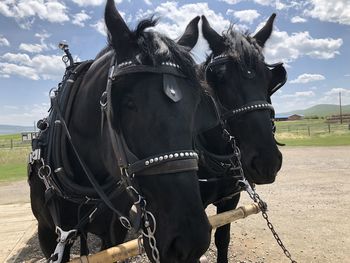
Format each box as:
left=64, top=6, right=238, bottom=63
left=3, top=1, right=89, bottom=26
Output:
left=0, top=0, right=349, bottom=126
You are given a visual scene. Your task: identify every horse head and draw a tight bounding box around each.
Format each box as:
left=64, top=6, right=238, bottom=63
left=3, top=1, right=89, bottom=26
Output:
left=201, top=14, right=286, bottom=185
left=104, top=1, right=210, bottom=262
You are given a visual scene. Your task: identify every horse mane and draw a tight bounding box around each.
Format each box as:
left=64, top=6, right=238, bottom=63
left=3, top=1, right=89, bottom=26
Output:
left=104, top=17, right=197, bottom=81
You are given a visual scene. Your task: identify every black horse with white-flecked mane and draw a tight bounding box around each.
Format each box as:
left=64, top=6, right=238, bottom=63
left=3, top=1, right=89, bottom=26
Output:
left=28, top=1, right=218, bottom=262
left=196, top=14, right=287, bottom=263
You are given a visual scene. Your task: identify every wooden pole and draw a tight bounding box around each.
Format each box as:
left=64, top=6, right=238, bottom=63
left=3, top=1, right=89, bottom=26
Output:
left=69, top=203, right=260, bottom=263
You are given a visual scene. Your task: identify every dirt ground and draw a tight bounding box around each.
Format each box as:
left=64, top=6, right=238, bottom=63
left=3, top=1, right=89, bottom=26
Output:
left=3, top=146, right=350, bottom=263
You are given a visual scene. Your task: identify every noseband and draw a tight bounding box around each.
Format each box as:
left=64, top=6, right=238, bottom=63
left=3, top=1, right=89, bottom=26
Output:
left=102, top=53, right=200, bottom=177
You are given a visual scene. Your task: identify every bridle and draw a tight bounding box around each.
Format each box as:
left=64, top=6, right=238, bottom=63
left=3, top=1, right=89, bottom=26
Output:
left=101, top=53, right=200, bottom=178
left=204, top=54, right=286, bottom=136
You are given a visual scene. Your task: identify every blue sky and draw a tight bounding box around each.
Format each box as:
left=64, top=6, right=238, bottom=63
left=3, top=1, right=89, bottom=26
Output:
left=0, top=0, right=349, bottom=125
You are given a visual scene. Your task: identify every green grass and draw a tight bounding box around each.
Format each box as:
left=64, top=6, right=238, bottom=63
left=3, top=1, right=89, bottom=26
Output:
left=275, top=119, right=350, bottom=146
left=0, top=133, right=21, bottom=140
left=0, top=147, right=30, bottom=182
left=276, top=133, right=350, bottom=146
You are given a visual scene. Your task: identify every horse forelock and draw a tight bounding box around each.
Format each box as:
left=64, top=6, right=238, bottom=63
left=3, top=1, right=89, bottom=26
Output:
left=104, top=17, right=197, bottom=82
left=223, top=27, right=265, bottom=71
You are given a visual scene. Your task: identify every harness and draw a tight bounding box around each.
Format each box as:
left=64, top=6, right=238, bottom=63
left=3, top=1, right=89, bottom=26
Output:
left=29, top=46, right=207, bottom=263
left=196, top=54, right=287, bottom=204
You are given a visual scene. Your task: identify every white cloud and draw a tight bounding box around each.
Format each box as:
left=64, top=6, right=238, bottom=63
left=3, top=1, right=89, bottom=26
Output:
left=264, top=30, right=343, bottom=63
left=305, top=0, right=350, bottom=25
left=0, top=35, right=10, bottom=47
left=144, top=0, right=152, bottom=5
left=290, top=74, right=326, bottom=84
left=19, top=43, right=45, bottom=53
left=220, top=0, right=243, bottom=4
left=72, top=10, right=91, bottom=27
left=136, top=2, right=231, bottom=62
left=325, top=88, right=350, bottom=96
left=0, top=52, right=65, bottom=80
left=19, top=32, right=51, bottom=53
left=0, top=0, right=69, bottom=27
left=91, top=19, right=107, bottom=36
left=291, top=16, right=307, bottom=23
left=281, top=91, right=316, bottom=98
left=72, top=0, right=122, bottom=6
left=227, top=9, right=260, bottom=24
left=0, top=103, right=50, bottom=126
left=0, top=62, right=39, bottom=80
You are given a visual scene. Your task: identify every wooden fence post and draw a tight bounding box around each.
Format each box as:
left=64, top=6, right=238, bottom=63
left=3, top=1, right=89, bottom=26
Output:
left=328, top=124, right=331, bottom=133
left=10, top=139, right=13, bottom=149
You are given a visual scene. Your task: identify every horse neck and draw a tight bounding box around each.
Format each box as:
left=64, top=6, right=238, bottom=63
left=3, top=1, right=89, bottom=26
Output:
left=68, top=52, right=119, bottom=182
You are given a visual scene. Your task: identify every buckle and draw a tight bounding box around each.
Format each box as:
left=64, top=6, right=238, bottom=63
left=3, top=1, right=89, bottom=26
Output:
left=29, top=149, right=41, bottom=164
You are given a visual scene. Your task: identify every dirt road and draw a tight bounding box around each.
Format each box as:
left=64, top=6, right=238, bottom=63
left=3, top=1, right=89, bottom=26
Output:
left=2, top=146, right=350, bottom=262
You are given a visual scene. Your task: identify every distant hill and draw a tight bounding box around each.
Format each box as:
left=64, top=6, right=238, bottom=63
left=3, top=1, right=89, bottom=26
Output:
left=279, top=104, right=350, bottom=117
left=0, top=124, right=35, bottom=135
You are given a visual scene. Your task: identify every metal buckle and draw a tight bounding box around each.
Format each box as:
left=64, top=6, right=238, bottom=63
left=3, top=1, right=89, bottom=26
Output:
left=49, top=227, right=77, bottom=263
left=29, top=149, right=41, bottom=164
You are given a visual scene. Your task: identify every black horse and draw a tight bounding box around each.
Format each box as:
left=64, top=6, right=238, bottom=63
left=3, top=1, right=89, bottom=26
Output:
left=29, top=1, right=215, bottom=262
left=196, top=14, right=287, bottom=263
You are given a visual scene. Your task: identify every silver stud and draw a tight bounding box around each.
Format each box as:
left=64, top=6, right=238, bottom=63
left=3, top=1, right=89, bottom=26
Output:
left=189, top=152, right=193, bottom=156
left=170, top=89, right=176, bottom=95
left=154, top=157, right=159, bottom=162
left=149, top=159, right=154, bottom=163
left=174, top=153, right=179, bottom=158
left=145, top=161, right=150, bottom=166
left=185, top=152, right=189, bottom=157
left=169, top=154, right=173, bottom=159
left=159, top=156, right=163, bottom=161
left=164, top=155, right=168, bottom=159
left=180, top=152, right=184, bottom=157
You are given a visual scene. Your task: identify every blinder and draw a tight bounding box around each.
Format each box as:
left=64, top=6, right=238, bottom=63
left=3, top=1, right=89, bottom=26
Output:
left=266, top=62, right=287, bottom=96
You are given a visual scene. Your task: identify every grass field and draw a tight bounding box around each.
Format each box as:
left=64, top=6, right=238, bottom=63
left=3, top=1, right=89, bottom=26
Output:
left=275, top=119, right=350, bottom=146
left=0, top=147, right=30, bottom=182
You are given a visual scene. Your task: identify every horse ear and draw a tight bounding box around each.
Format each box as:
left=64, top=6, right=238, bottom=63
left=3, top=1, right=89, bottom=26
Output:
left=177, top=16, right=200, bottom=50
left=105, top=0, right=132, bottom=61
left=253, top=13, right=276, bottom=47
left=201, top=15, right=225, bottom=55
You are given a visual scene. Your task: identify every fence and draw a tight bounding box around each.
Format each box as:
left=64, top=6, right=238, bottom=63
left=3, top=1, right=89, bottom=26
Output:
left=0, top=138, right=31, bottom=149
left=275, top=121, right=350, bottom=137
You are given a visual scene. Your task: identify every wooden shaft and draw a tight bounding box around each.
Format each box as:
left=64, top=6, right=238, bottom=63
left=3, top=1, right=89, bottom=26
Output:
left=69, top=203, right=260, bottom=263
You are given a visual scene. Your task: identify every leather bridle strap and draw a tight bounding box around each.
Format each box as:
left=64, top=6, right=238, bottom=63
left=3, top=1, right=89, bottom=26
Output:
left=221, top=100, right=275, bottom=120
left=113, top=64, right=186, bottom=79
left=127, top=151, right=199, bottom=175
